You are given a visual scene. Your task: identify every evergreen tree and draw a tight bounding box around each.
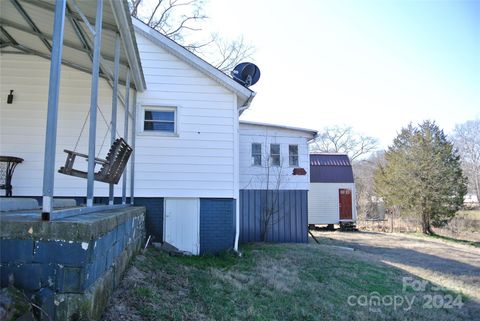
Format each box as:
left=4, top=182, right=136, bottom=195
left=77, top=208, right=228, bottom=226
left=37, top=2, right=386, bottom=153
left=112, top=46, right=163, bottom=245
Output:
left=374, top=121, right=467, bottom=234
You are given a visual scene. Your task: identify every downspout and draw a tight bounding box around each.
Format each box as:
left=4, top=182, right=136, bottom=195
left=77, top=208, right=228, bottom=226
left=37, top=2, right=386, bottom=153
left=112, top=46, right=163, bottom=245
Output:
left=234, top=91, right=256, bottom=252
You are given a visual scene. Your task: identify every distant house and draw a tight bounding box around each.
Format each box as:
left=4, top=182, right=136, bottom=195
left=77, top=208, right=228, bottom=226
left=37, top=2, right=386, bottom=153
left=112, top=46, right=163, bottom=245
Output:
left=464, top=193, right=479, bottom=208
left=308, top=154, right=357, bottom=225
left=238, top=121, right=317, bottom=242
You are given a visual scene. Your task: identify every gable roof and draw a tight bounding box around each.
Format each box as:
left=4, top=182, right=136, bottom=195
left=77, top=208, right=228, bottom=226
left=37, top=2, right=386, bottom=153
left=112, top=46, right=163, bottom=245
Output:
left=131, top=17, right=254, bottom=106
left=240, top=120, right=318, bottom=138
left=310, top=154, right=354, bottom=183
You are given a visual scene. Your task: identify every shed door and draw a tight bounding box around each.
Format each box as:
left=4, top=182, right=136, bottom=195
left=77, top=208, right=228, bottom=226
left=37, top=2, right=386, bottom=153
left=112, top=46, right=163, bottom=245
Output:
left=339, top=189, right=352, bottom=220
left=164, top=198, right=200, bottom=255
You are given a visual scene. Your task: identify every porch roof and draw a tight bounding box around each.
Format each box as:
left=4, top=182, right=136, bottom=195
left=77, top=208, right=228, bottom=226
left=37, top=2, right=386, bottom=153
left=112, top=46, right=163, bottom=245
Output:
left=0, top=0, right=146, bottom=91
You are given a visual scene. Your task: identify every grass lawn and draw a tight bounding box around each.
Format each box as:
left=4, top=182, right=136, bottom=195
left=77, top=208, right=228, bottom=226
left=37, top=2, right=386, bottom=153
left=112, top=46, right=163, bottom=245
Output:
left=103, top=243, right=479, bottom=321
left=411, top=232, right=480, bottom=248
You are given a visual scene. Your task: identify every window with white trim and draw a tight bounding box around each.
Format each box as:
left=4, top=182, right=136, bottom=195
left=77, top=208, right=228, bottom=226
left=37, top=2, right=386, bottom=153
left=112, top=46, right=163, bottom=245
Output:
left=252, top=143, right=262, bottom=166
left=143, top=107, right=176, bottom=133
left=270, top=144, right=280, bottom=166
left=289, top=144, right=299, bottom=166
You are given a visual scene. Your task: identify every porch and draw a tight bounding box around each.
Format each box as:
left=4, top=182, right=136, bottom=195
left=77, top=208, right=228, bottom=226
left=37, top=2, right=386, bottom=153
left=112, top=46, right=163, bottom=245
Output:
left=0, top=0, right=146, bottom=220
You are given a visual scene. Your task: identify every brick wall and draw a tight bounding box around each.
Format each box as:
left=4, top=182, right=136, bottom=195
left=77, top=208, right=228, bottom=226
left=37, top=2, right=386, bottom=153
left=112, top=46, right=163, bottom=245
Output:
left=200, top=198, right=236, bottom=254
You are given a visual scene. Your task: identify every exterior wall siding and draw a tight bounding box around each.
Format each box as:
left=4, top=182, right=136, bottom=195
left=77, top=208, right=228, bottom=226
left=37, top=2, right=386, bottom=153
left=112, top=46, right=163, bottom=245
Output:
left=239, top=123, right=312, bottom=190
left=308, top=183, right=357, bottom=224
left=199, top=198, right=236, bottom=254
left=0, top=54, right=131, bottom=197
left=240, top=190, right=308, bottom=243
left=134, top=33, right=238, bottom=198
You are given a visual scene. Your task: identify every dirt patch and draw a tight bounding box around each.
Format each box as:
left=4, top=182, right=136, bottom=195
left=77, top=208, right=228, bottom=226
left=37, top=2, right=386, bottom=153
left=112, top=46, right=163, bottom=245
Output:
left=311, top=231, right=480, bottom=301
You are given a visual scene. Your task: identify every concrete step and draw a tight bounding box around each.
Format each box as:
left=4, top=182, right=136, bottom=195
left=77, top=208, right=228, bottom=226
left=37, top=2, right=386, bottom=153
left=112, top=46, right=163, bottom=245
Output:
left=0, top=198, right=38, bottom=212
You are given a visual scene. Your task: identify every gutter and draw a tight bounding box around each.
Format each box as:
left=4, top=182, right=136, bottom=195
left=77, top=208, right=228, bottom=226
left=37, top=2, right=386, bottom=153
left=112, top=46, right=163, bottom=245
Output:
left=238, top=91, right=256, bottom=116
left=110, top=0, right=147, bottom=91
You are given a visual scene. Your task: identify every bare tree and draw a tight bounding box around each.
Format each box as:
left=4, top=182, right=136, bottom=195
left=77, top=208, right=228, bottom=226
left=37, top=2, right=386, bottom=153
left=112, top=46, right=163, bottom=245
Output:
left=243, top=137, right=286, bottom=242
left=310, top=126, right=378, bottom=160
left=452, top=119, right=480, bottom=204
left=260, top=147, right=284, bottom=242
left=128, top=0, right=255, bottom=73
left=353, top=151, right=385, bottom=219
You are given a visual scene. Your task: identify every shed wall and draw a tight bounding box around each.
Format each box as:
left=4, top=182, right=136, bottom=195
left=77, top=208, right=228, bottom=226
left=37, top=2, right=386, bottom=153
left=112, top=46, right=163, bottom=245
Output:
left=308, top=183, right=356, bottom=224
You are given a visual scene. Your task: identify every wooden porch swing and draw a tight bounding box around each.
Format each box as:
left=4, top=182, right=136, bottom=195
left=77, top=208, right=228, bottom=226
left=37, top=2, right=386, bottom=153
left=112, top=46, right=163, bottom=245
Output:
left=58, top=105, right=132, bottom=185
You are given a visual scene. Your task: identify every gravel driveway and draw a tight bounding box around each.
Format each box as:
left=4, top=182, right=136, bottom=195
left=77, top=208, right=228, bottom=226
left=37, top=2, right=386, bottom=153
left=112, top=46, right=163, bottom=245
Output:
left=310, top=231, right=480, bottom=302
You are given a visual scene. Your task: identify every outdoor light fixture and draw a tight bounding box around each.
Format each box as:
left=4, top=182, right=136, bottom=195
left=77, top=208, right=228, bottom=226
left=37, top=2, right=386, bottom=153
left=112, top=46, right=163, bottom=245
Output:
left=7, top=90, right=14, bottom=104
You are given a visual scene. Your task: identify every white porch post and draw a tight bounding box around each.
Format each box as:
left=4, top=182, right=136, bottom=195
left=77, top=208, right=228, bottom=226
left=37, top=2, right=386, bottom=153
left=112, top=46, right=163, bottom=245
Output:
left=41, top=0, right=67, bottom=219
left=122, top=70, right=130, bottom=204
left=108, top=33, right=121, bottom=205
left=130, top=90, right=137, bottom=205
left=86, top=0, right=103, bottom=207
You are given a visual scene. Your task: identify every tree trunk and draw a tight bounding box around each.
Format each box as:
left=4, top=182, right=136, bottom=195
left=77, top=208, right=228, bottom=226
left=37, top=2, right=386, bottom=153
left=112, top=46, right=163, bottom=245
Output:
left=474, top=174, right=480, bottom=207
left=421, top=211, right=432, bottom=234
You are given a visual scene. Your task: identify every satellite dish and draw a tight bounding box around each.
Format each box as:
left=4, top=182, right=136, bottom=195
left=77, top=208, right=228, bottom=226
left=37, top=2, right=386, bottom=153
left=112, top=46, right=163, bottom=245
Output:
left=231, top=62, right=260, bottom=87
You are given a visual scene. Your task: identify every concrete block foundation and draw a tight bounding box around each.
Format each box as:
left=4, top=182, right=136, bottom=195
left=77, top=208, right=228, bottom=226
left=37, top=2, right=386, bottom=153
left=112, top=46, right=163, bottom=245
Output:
left=0, top=206, right=146, bottom=321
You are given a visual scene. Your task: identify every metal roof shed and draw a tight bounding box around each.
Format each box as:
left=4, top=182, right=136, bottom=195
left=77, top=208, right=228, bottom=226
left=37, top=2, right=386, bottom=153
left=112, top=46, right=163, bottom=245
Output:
left=308, top=154, right=357, bottom=225
left=0, top=0, right=146, bottom=219
left=310, top=154, right=354, bottom=183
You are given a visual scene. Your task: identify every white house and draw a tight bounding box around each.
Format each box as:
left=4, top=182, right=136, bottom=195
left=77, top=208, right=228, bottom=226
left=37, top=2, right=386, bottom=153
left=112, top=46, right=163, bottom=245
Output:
left=308, top=153, right=357, bottom=225
left=0, top=1, right=326, bottom=256
left=0, top=8, right=254, bottom=255
left=239, top=121, right=317, bottom=242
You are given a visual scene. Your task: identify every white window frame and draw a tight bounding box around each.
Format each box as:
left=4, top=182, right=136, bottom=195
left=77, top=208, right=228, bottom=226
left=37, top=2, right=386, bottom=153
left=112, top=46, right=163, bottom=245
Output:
left=251, top=143, right=262, bottom=166
left=139, top=105, right=178, bottom=136
left=270, top=143, right=281, bottom=167
left=289, top=144, right=299, bottom=167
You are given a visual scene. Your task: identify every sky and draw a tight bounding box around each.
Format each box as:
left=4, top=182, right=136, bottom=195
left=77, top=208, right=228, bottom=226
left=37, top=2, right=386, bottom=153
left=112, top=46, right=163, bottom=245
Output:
left=200, top=0, right=480, bottom=148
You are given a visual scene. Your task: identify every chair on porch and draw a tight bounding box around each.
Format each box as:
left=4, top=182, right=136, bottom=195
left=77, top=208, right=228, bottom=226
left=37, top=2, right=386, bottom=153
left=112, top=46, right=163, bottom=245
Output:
left=58, top=138, right=132, bottom=184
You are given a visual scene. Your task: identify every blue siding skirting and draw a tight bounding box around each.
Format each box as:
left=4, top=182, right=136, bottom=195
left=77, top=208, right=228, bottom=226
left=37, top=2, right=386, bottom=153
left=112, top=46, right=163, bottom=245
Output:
left=95, top=197, right=164, bottom=243
left=98, top=197, right=236, bottom=254
left=133, top=198, right=164, bottom=243
left=240, top=190, right=308, bottom=243
left=200, top=199, right=236, bottom=254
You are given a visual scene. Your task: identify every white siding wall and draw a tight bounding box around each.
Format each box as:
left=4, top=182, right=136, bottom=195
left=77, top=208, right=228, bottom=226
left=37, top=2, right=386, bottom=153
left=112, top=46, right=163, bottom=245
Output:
left=0, top=54, right=132, bottom=197
left=134, top=33, right=238, bottom=198
left=308, top=182, right=357, bottom=224
left=239, top=123, right=312, bottom=190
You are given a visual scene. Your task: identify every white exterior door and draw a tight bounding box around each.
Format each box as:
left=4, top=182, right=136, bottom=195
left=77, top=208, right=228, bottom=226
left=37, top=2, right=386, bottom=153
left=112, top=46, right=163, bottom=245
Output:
left=164, top=198, right=200, bottom=255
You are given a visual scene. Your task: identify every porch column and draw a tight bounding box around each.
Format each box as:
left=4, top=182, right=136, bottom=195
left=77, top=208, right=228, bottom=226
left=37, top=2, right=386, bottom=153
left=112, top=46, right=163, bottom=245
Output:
left=122, top=70, right=130, bottom=204
left=130, top=91, right=137, bottom=205
left=41, top=0, right=67, bottom=219
left=86, top=0, right=103, bottom=207
left=108, top=33, right=121, bottom=205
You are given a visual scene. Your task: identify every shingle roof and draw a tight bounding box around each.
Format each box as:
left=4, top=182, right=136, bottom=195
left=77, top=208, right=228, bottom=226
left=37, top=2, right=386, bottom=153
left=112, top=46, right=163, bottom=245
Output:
left=310, top=154, right=354, bottom=183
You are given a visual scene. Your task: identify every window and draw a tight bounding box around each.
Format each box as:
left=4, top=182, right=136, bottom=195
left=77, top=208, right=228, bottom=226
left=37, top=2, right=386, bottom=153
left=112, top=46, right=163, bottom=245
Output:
left=143, top=107, right=176, bottom=133
left=252, top=143, right=262, bottom=166
left=289, top=145, right=299, bottom=166
left=270, top=144, right=280, bottom=166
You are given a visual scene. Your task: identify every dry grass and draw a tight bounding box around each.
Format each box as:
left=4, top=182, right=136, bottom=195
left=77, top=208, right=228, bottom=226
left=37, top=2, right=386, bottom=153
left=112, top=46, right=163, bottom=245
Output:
left=358, top=210, right=480, bottom=244
left=102, top=242, right=479, bottom=321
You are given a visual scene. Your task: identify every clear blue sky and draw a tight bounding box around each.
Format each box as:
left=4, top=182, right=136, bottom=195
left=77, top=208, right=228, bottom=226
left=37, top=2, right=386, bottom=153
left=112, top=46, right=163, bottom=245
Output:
left=203, top=0, right=479, bottom=148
